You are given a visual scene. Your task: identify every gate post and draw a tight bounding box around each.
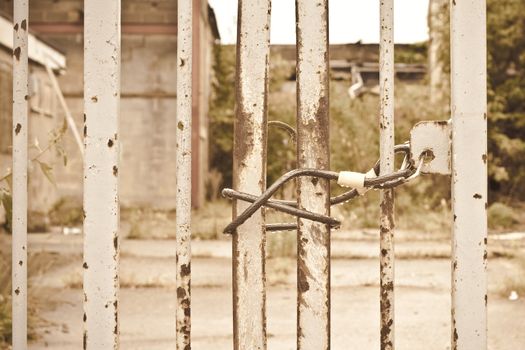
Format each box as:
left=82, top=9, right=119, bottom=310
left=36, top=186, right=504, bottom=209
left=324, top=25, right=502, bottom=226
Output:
left=232, top=1, right=271, bottom=349
left=83, top=1, right=121, bottom=348
left=12, top=1, right=29, bottom=348
left=379, top=1, right=395, bottom=349
left=296, top=2, right=331, bottom=349
left=450, top=0, right=488, bottom=349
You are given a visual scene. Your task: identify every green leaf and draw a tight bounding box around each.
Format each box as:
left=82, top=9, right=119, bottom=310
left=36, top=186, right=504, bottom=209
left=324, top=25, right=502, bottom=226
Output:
left=36, top=161, right=56, bottom=186
left=55, top=143, right=68, bottom=166
left=0, top=189, right=12, bottom=233
left=59, top=118, right=68, bottom=135
left=4, top=173, right=12, bottom=191
left=34, top=137, right=42, bottom=152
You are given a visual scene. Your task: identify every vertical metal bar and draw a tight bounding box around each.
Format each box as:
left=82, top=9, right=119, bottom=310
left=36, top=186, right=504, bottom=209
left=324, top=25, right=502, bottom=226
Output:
left=83, top=1, right=121, bottom=348
left=379, top=1, right=395, bottom=349
left=232, top=1, right=271, bottom=349
left=296, top=1, right=330, bottom=349
left=450, top=0, right=487, bottom=349
left=176, top=0, right=192, bottom=348
left=12, top=1, right=29, bottom=348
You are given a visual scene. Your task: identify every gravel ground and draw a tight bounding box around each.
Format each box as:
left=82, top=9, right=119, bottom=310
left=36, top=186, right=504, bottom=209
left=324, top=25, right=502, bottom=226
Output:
left=1, top=231, right=523, bottom=349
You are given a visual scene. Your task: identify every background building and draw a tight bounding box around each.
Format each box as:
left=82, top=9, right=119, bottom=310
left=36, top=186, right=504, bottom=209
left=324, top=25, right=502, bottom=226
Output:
left=0, top=0, right=219, bottom=224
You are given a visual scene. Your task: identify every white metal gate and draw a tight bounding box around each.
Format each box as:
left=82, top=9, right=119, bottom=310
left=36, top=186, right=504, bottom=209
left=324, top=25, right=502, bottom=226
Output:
left=10, top=1, right=487, bottom=349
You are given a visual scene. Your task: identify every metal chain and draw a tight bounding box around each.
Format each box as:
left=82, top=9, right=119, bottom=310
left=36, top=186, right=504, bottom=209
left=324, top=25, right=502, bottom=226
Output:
left=222, top=141, right=425, bottom=234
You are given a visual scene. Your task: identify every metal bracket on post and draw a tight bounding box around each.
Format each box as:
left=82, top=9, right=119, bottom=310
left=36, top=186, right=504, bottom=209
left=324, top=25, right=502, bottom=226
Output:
left=410, top=120, right=452, bottom=175
left=222, top=121, right=453, bottom=233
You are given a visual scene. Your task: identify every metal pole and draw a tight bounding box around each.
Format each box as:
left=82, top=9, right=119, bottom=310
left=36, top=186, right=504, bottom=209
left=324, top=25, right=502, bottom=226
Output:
left=176, top=0, right=192, bottom=348
left=379, top=1, right=395, bottom=349
left=83, top=1, right=121, bottom=348
left=232, top=1, right=271, bottom=349
left=12, top=1, right=29, bottom=348
left=296, top=1, right=330, bottom=349
left=450, top=0, right=487, bottom=349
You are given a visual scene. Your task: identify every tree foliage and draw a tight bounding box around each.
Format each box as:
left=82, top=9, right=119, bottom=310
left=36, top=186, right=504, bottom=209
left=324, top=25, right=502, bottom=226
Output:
left=428, top=0, right=525, bottom=201
left=209, top=2, right=525, bottom=205
left=208, top=45, right=236, bottom=189
left=486, top=0, right=525, bottom=200
left=208, top=46, right=297, bottom=190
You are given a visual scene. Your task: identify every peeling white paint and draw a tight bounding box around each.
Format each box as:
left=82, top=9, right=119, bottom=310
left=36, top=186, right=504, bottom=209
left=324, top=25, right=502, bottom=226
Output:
left=12, top=2, right=29, bottom=349
left=379, top=1, right=396, bottom=349
left=83, top=1, right=121, bottom=348
left=450, top=1, right=488, bottom=349
left=296, top=1, right=331, bottom=349
left=232, top=1, right=272, bottom=349
left=176, top=0, right=193, bottom=348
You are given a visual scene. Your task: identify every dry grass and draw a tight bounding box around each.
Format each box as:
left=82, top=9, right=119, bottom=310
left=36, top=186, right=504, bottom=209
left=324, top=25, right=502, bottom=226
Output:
left=0, top=234, right=12, bottom=347
left=63, top=270, right=176, bottom=290
left=498, top=253, right=525, bottom=298
left=0, top=235, right=55, bottom=346
left=267, top=258, right=294, bottom=286
left=123, top=200, right=232, bottom=240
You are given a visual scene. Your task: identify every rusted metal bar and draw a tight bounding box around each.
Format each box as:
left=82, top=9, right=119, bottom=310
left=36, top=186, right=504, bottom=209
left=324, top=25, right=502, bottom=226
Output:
left=83, top=1, right=121, bottom=348
left=379, top=0, right=395, bottom=349
left=12, top=1, right=29, bottom=348
left=296, top=1, right=330, bottom=349
left=450, top=0, right=488, bottom=349
left=176, top=0, right=192, bottom=348
left=232, top=1, right=271, bottom=348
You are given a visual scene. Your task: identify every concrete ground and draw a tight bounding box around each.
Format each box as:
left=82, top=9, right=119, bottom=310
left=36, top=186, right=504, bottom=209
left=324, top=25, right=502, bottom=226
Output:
left=12, top=230, right=525, bottom=349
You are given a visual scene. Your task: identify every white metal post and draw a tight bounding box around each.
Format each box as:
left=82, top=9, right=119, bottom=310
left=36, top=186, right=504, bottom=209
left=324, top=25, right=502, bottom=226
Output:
left=176, top=0, right=192, bottom=348
left=379, top=1, right=395, bottom=349
left=12, top=1, right=29, bottom=348
left=83, top=1, right=121, bottom=348
left=232, top=1, right=271, bottom=349
left=450, top=0, right=488, bottom=349
left=296, top=1, right=331, bottom=349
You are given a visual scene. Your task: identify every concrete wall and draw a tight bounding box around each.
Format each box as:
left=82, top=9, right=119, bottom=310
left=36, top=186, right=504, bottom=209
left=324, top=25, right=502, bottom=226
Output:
left=0, top=46, right=64, bottom=216
left=192, top=0, right=215, bottom=208
left=0, top=0, right=217, bottom=213
left=1, top=0, right=178, bottom=24
left=45, top=33, right=180, bottom=209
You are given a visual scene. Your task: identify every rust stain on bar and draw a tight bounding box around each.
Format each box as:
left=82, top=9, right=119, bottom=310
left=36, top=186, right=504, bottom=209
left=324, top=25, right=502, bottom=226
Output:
left=176, top=0, right=193, bottom=348
left=232, top=1, right=271, bottom=349
left=296, top=1, right=330, bottom=349
left=379, top=0, right=395, bottom=349
left=83, top=0, right=121, bottom=348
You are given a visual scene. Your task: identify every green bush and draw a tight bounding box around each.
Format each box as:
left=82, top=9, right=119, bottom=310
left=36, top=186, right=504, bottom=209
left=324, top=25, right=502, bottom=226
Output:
left=0, top=297, right=11, bottom=347
left=0, top=250, right=11, bottom=347
left=208, top=44, right=455, bottom=232
left=430, top=0, right=525, bottom=201
left=488, top=202, right=519, bottom=229
left=48, top=197, right=83, bottom=227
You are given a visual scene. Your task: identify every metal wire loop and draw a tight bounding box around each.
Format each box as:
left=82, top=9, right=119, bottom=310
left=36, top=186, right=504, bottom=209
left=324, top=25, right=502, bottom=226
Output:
left=223, top=142, right=422, bottom=234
